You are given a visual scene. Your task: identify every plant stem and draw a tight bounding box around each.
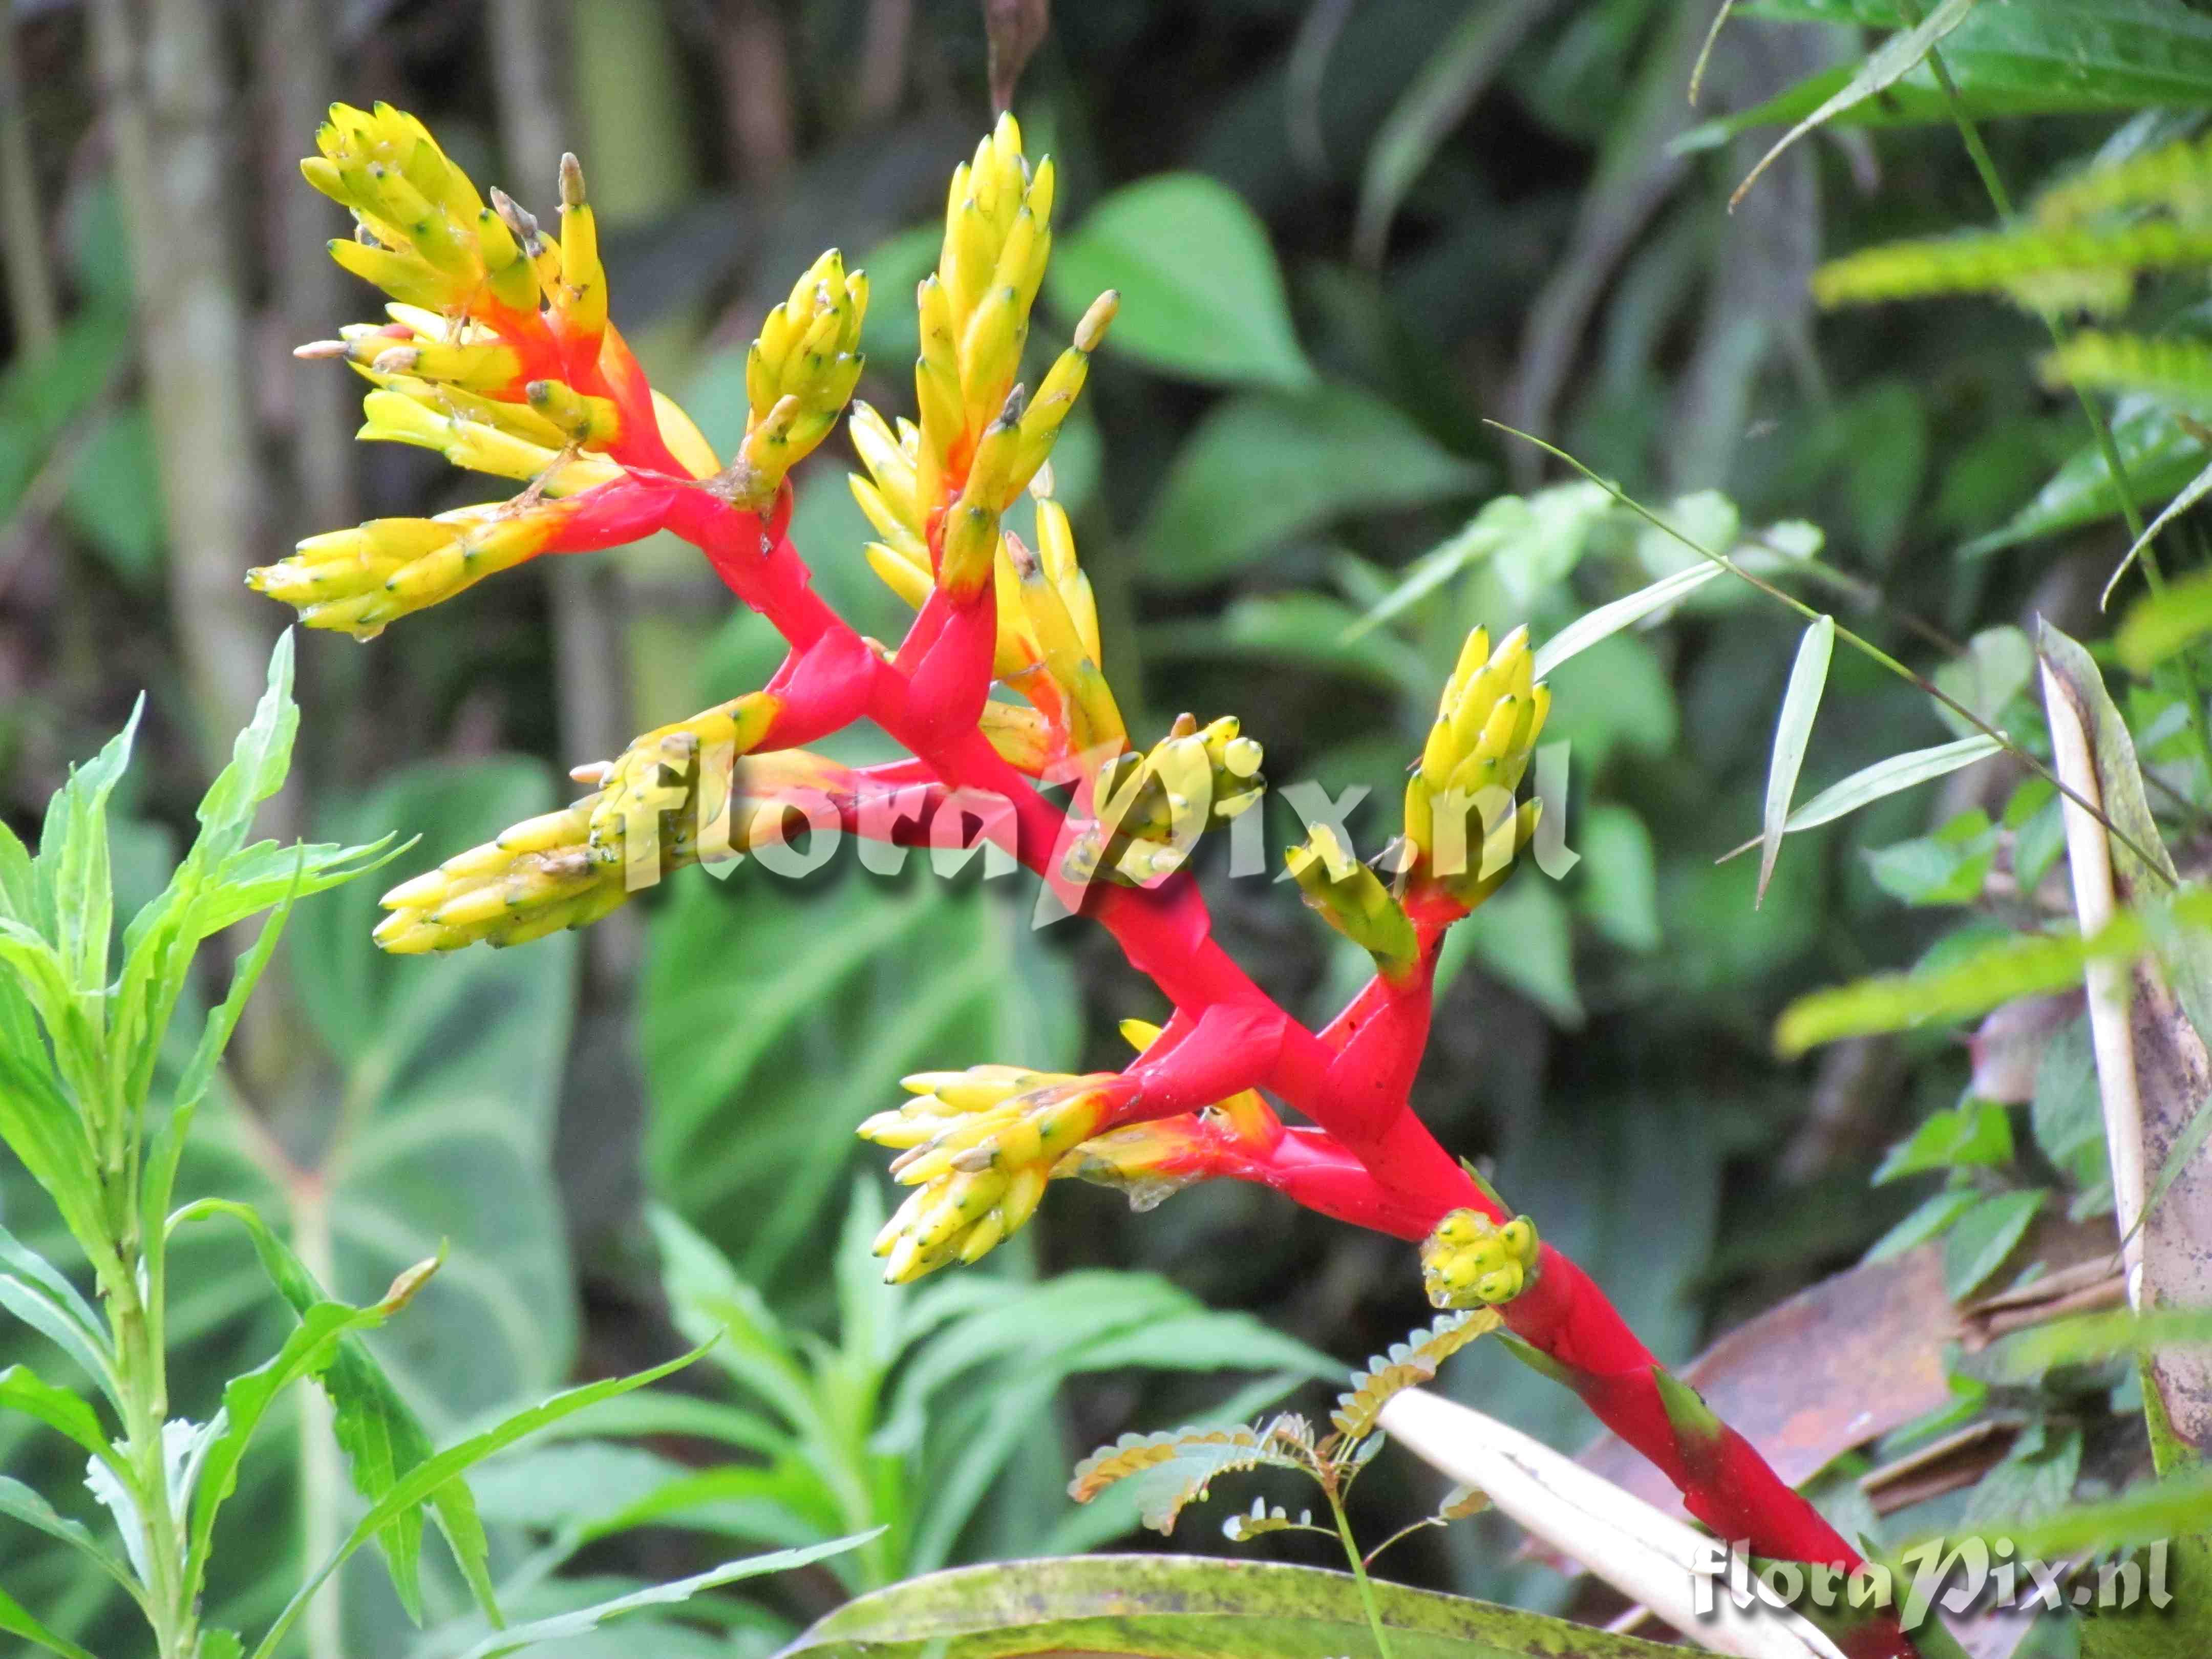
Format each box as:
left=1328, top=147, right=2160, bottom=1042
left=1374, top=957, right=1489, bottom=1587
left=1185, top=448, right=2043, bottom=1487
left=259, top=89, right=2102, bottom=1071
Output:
left=294, top=1185, right=345, bottom=1659
left=1495, top=421, right=2176, bottom=882
left=1324, top=1483, right=1396, bottom=1659
left=105, top=1246, right=191, bottom=1658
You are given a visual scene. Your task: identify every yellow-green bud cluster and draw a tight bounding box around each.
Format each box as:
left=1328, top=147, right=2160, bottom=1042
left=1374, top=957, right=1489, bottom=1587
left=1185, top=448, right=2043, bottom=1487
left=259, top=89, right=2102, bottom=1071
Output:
left=352, top=379, right=621, bottom=490
left=1406, top=625, right=1549, bottom=908
left=1285, top=824, right=1418, bottom=981
left=304, top=102, right=542, bottom=316
left=859, top=1067, right=1124, bottom=1280
left=248, top=505, right=563, bottom=640
left=727, top=249, right=868, bottom=506
left=374, top=695, right=786, bottom=951
left=1061, top=714, right=1265, bottom=887
left=1420, top=1209, right=1540, bottom=1309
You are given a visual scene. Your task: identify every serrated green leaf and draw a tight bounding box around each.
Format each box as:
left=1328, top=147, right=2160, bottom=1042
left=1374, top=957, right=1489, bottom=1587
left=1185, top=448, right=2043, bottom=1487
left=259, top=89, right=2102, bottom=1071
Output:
left=251, top=1343, right=715, bottom=1659
left=1944, top=1189, right=2046, bottom=1300
left=1048, top=175, right=1312, bottom=390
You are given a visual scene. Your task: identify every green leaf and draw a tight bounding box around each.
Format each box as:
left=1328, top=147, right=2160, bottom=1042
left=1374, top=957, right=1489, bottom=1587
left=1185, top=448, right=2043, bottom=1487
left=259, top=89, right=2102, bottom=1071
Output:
left=1150, top=593, right=1431, bottom=698
left=1932, top=627, right=2034, bottom=738
left=1448, top=878, right=1583, bottom=1027
left=0, top=1579, right=97, bottom=1659
left=1528, top=560, right=1727, bottom=679
left=1944, top=1189, right=2046, bottom=1300
left=1685, top=0, right=2212, bottom=153
left=0, top=1475, right=136, bottom=1593
left=0, top=1363, right=111, bottom=1461
left=1350, top=485, right=1615, bottom=642
left=250, top=1343, right=714, bottom=1659
left=37, top=695, right=141, bottom=998
left=1977, top=1304, right=2212, bottom=1382
left=1352, top=3, right=1547, bottom=265
left=1047, top=174, right=1312, bottom=390
left=1961, top=1422, right=2082, bottom=1527
left=2119, top=551, right=2212, bottom=674
left=172, top=1197, right=489, bottom=1625
left=1875, top=1099, right=2015, bottom=1184
left=1864, top=811, right=1998, bottom=908
left=1139, top=386, right=1482, bottom=586
left=1963, top=397, right=2206, bottom=560
left=1759, top=615, right=1835, bottom=906
left=1783, top=737, right=2006, bottom=842
left=447, top=1534, right=877, bottom=1659
left=61, top=406, right=163, bottom=583
left=2031, top=1016, right=2111, bottom=1190
left=645, top=875, right=1075, bottom=1280
left=1730, top=0, right=1979, bottom=207
left=780, top=1554, right=1683, bottom=1658
left=1865, top=1187, right=1981, bottom=1261
left=1572, top=804, right=1660, bottom=952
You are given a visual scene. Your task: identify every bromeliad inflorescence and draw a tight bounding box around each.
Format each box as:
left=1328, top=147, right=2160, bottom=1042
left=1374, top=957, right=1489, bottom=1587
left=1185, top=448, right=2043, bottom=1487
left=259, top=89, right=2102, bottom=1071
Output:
left=259, top=100, right=1908, bottom=1628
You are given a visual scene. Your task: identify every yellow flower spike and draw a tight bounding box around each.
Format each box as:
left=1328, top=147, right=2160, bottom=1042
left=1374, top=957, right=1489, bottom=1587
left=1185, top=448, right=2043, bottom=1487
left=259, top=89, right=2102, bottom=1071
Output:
left=650, top=390, right=721, bottom=478
left=718, top=247, right=868, bottom=507
left=329, top=328, right=522, bottom=393
left=864, top=542, right=934, bottom=611
left=848, top=402, right=922, bottom=536
left=913, top=274, right=965, bottom=512
left=1034, top=498, right=1102, bottom=664
left=863, top=1070, right=1126, bottom=1280
left=354, top=387, right=620, bottom=493
left=1421, top=1208, right=1540, bottom=1309
left=525, top=378, right=623, bottom=448
left=583, top=692, right=782, bottom=869
left=1006, top=531, right=1126, bottom=754
left=1409, top=622, right=1550, bottom=907
left=555, top=153, right=606, bottom=342
left=247, top=502, right=570, bottom=639
left=938, top=500, right=1001, bottom=600
left=1286, top=824, right=1419, bottom=982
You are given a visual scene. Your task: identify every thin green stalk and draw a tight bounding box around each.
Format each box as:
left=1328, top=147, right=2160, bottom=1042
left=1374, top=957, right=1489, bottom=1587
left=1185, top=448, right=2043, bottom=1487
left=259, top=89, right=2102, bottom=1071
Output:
left=104, top=1252, right=190, bottom=1659
left=1492, top=422, right=2176, bottom=883
left=1323, top=1484, right=1396, bottom=1659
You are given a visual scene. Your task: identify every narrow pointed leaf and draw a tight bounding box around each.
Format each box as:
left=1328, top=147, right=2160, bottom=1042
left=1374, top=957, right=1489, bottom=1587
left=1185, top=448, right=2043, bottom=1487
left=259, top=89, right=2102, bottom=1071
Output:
left=1731, top=0, right=1979, bottom=208
left=1529, top=561, right=1726, bottom=680
left=2106, top=455, right=2212, bottom=619
left=1758, top=615, right=1835, bottom=905
left=1719, top=736, right=2003, bottom=862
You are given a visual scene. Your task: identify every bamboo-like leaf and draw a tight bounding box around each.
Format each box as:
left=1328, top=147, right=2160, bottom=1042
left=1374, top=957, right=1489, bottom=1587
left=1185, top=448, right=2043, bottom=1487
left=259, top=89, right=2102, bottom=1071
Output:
left=1717, top=736, right=2003, bottom=862
left=2118, top=536, right=2212, bottom=670
left=1732, top=0, right=1979, bottom=209
left=448, top=1533, right=876, bottom=1659
left=1528, top=561, right=1726, bottom=680
left=1758, top=616, right=1835, bottom=906
left=1330, top=1310, right=1500, bottom=1442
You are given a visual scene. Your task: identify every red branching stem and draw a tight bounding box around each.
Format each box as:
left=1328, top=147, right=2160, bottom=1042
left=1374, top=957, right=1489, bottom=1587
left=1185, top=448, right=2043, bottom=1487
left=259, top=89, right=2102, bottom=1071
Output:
left=610, top=471, right=1913, bottom=1653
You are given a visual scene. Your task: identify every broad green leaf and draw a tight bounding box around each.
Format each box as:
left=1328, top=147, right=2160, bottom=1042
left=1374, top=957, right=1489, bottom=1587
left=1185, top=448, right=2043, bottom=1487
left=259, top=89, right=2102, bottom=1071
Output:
left=1684, top=0, right=2212, bottom=152
left=1138, top=386, right=1482, bottom=586
left=2031, top=1016, right=2111, bottom=1193
left=250, top=1344, right=714, bottom=1659
left=2119, top=554, right=2212, bottom=674
left=645, top=874, right=1076, bottom=1281
left=1047, top=174, right=1312, bottom=390
left=1729, top=0, right=1978, bottom=207
left=1529, top=561, right=1726, bottom=679
left=61, top=407, right=163, bottom=583
left=1864, top=811, right=1998, bottom=908
left=1943, top=1189, right=2045, bottom=1300
left=0, top=1363, right=111, bottom=1461
left=1149, top=593, right=1431, bottom=699
left=1573, top=805, right=1660, bottom=952
left=1447, top=878, right=1582, bottom=1027
left=1352, top=3, right=1548, bottom=265
left=447, top=1534, right=877, bottom=1659
left=1961, top=1421, right=2081, bottom=1528
left=1932, top=627, right=2034, bottom=738
left=1962, top=397, right=2205, bottom=560
left=1759, top=615, right=1835, bottom=906
left=781, top=1554, right=1682, bottom=1658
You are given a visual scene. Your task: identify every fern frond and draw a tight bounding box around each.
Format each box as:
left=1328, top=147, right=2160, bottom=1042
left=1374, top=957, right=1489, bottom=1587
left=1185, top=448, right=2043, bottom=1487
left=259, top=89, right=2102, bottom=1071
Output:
left=1329, top=1308, right=1500, bottom=1442
left=1814, top=223, right=2212, bottom=315
left=2037, top=134, right=2212, bottom=230
left=2043, top=331, right=2212, bottom=407
left=1069, top=1423, right=1308, bottom=1536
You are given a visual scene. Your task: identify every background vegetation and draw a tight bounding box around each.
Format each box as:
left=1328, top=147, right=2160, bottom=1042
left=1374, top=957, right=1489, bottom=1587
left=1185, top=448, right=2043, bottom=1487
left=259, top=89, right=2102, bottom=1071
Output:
left=9, top=1, right=2212, bottom=1655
